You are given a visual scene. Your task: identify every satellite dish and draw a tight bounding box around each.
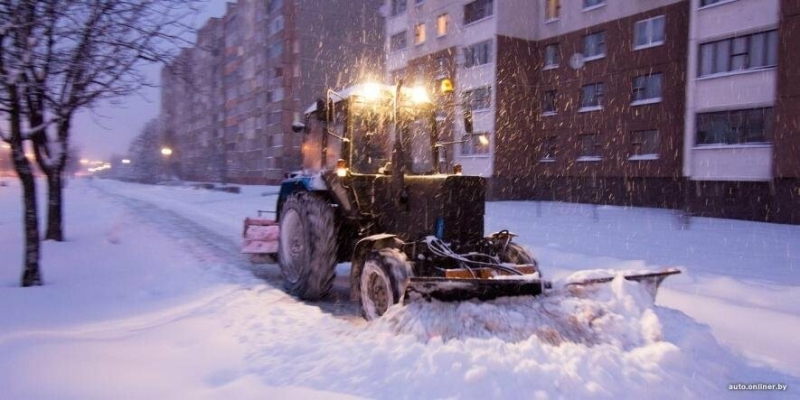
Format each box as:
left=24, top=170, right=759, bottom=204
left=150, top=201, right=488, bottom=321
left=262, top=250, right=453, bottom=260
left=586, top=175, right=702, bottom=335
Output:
left=569, top=53, right=585, bottom=70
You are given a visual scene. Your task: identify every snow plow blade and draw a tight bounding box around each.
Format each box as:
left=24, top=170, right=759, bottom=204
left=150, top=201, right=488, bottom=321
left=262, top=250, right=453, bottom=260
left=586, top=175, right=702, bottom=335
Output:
left=403, top=268, right=680, bottom=303
left=241, top=217, right=279, bottom=258
left=404, top=277, right=550, bottom=303
left=564, top=268, right=681, bottom=299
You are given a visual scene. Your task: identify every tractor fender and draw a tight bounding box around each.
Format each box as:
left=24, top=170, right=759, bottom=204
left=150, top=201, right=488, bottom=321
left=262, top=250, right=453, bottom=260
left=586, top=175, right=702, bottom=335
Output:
left=350, top=234, right=403, bottom=301
left=276, top=173, right=329, bottom=219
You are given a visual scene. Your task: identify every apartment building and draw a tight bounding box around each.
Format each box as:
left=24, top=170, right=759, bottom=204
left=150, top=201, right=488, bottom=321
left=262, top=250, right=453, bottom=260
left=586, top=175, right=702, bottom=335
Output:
left=684, top=0, right=799, bottom=223
left=386, top=0, right=690, bottom=206
left=161, top=0, right=384, bottom=184
left=385, top=0, right=541, bottom=180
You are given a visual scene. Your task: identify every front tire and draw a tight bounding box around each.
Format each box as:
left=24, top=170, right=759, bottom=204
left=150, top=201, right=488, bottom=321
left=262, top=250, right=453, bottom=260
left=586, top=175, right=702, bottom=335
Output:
left=359, top=248, right=412, bottom=321
left=278, top=192, right=338, bottom=300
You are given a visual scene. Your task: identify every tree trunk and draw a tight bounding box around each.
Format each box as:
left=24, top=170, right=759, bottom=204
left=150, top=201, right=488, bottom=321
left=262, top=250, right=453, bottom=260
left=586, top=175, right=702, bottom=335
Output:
left=44, top=171, right=64, bottom=241
left=19, top=170, right=42, bottom=287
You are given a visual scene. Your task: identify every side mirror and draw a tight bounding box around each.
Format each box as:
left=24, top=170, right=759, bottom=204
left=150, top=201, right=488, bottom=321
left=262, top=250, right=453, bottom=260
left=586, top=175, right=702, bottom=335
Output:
left=291, top=121, right=306, bottom=133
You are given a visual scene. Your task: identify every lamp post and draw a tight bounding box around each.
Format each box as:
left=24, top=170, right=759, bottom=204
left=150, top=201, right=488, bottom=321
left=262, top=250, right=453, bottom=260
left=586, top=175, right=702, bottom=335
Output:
left=161, top=147, right=172, bottom=180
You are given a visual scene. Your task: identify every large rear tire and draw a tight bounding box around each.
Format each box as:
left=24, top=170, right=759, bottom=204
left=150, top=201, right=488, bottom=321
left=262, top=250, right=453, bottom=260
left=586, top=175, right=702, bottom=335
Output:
left=359, top=248, right=412, bottom=321
left=278, top=192, right=338, bottom=300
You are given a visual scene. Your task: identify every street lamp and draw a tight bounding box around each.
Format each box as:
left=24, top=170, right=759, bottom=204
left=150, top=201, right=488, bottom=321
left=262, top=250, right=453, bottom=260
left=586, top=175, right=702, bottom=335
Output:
left=161, top=147, right=173, bottom=157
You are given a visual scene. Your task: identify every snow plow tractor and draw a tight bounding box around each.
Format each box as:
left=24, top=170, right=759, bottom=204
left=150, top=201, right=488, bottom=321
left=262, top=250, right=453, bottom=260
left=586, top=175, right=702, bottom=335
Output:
left=242, top=82, right=679, bottom=320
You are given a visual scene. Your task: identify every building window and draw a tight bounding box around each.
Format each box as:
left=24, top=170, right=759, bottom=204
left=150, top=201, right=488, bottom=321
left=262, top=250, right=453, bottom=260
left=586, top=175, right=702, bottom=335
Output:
left=269, top=41, right=283, bottom=58
left=699, top=30, right=778, bottom=77
left=463, top=40, right=492, bottom=68
left=629, top=130, right=659, bottom=159
left=461, top=132, right=490, bottom=156
left=463, top=86, right=492, bottom=111
left=546, top=0, right=560, bottom=20
left=274, top=67, right=283, bottom=78
left=437, top=14, right=448, bottom=37
left=268, top=0, right=282, bottom=13
left=464, top=0, right=493, bottom=25
left=542, top=90, right=557, bottom=114
left=391, top=0, right=407, bottom=16
left=634, top=16, right=665, bottom=49
left=700, top=0, right=730, bottom=7
left=580, top=83, right=605, bottom=110
left=579, top=133, right=602, bottom=160
left=632, top=73, right=663, bottom=104
left=583, top=0, right=605, bottom=10
left=540, top=136, right=557, bottom=161
left=390, top=31, right=407, bottom=52
left=269, top=15, right=284, bottom=35
left=696, top=108, right=773, bottom=145
left=544, top=44, right=559, bottom=69
left=414, top=23, right=426, bottom=45
left=583, top=31, right=606, bottom=60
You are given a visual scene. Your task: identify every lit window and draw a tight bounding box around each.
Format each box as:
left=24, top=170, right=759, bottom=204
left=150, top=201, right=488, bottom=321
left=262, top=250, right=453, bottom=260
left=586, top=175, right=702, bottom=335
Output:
left=437, top=14, right=448, bottom=37
left=414, top=23, right=426, bottom=45
left=546, top=0, right=560, bottom=20
left=634, top=16, right=665, bottom=49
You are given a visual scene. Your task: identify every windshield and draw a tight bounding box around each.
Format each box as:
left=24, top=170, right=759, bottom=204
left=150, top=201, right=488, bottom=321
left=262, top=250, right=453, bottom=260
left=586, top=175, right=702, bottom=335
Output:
left=348, top=98, right=435, bottom=175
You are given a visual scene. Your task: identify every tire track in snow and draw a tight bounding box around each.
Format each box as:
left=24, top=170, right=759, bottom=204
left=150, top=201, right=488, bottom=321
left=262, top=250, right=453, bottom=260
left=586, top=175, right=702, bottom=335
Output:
left=89, top=180, right=362, bottom=321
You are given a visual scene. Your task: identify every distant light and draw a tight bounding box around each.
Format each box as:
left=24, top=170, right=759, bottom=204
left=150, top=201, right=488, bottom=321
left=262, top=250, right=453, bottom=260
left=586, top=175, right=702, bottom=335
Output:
left=24, top=152, right=34, bottom=159
left=1, top=143, right=10, bottom=150
left=79, top=158, right=89, bottom=165
left=161, top=147, right=173, bottom=156
left=478, top=134, right=489, bottom=146
left=121, top=159, right=131, bottom=164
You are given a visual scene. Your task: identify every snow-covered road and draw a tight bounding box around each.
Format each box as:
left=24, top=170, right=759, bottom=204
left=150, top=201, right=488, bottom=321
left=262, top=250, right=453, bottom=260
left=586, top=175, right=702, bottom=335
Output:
left=0, top=178, right=797, bottom=399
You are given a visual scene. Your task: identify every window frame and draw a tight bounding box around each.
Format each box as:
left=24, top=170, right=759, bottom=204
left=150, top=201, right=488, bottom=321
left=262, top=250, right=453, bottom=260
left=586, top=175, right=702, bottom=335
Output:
left=463, top=86, right=492, bottom=111
left=582, top=0, right=606, bottom=12
left=540, top=136, right=557, bottom=162
left=460, top=132, right=491, bottom=156
left=544, top=43, right=560, bottom=70
left=436, top=14, right=449, bottom=37
left=389, top=30, right=408, bottom=52
left=390, top=0, right=407, bottom=16
left=545, top=0, right=561, bottom=21
left=633, top=15, right=665, bottom=50
left=582, top=31, right=606, bottom=61
left=578, top=133, right=602, bottom=161
left=629, top=129, right=660, bottom=160
left=698, top=30, right=778, bottom=78
left=414, top=22, right=426, bottom=45
left=463, top=40, right=492, bottom=68
left=695, top=107, right=773, bottom=146
left=542, top=90, right=557, bottom=115
left=631, top=73, right=663, bottom=105
left=463, top=0, right=494, bottom=25
left=580, top=83, right=605, bottom=111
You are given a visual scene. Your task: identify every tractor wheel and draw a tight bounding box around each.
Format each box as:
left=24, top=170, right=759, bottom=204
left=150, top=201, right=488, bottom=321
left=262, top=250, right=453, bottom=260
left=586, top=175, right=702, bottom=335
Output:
left=278, top=191, right=338, bottom=300
left=498, top=242, right=539, bottom=273
left=359, top=248, right=412, bottom=321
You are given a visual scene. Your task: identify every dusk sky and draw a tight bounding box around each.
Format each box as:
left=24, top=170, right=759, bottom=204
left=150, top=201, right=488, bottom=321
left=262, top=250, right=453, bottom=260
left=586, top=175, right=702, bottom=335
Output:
left=72, top=1, right=230, bottom=162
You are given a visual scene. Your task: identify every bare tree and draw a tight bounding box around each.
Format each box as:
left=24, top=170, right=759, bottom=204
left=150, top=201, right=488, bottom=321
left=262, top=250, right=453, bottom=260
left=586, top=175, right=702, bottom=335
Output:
left=0, top=0, right=199, bottom=286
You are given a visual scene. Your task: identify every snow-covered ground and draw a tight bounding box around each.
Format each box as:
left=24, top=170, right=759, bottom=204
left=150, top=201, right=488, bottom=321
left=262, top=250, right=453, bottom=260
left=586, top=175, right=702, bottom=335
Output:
left=0, top=178, right=797, bottom=399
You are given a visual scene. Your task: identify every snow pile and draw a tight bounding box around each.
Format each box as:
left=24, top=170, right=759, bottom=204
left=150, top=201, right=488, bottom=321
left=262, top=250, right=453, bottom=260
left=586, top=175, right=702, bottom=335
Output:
left=379, top=274, right=659, bottom=346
